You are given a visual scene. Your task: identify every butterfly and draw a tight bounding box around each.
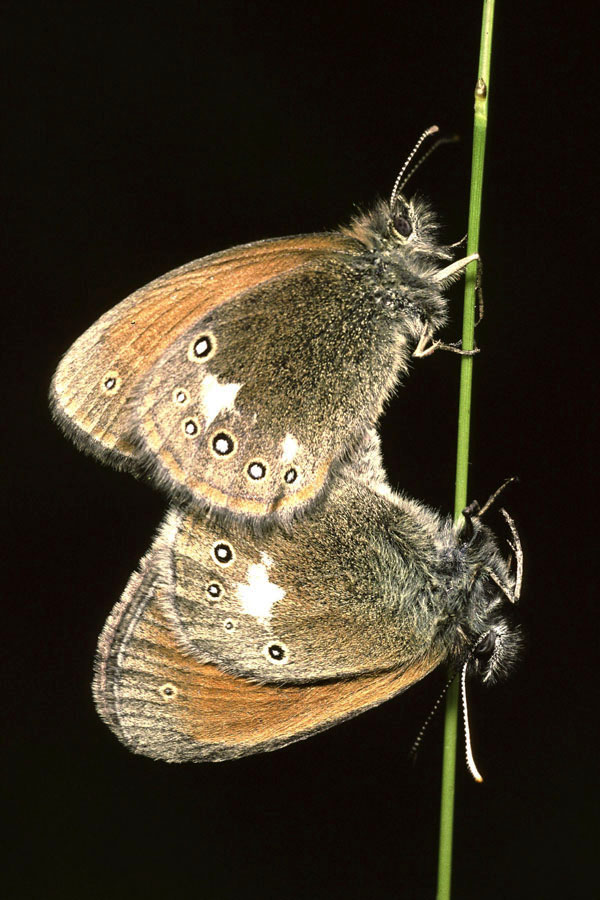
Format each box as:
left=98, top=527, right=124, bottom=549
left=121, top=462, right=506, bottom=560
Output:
left=92, top=442, right=522, bottom=763
left=50, top=128, right=478, bottom=524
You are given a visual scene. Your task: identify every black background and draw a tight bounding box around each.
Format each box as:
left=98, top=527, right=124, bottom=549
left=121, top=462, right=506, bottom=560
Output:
left=5, top=2, right=595, bottom=898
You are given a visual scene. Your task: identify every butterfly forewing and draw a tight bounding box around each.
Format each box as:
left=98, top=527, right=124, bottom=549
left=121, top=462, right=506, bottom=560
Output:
left=51, top=233, right=353, bottom=474
left=93, top=552, right=438, bottom=763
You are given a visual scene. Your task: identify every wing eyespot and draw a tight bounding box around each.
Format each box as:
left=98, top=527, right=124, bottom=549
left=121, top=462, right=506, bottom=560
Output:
left=212, top=541, right=235, bottom=566
left=264, top=642, right=289, bottom=664
left=158, top=682, right=178, bottom=701
left=246, top=460, right=268, bottom=481
left=172, top=388, right=190, bottom=406
left=101, top=370, right=121, bottom=394
left=206, top=581, right=223, bottom=599
left=210, top=430, right=237, bottom=458
left=182, top=417, right=200, bottom=437
left=187, top=333, right=216, bottom=363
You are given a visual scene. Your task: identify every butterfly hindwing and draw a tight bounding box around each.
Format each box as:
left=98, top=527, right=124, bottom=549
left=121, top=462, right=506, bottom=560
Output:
left=154, top=447, right=445, bottom=685
left=134, top=251, right=409, bottom=519
left=50, top=233, right=353, bottom=474
left=93, top=549, right=436, bottom=763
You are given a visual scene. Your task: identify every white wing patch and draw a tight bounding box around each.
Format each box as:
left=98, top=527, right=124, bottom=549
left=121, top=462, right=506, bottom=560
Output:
left=236, top=561, right=286, bottom=621
left=281, top=433, right=299, bottom=463
left=199, top=374, right=242, bottom=426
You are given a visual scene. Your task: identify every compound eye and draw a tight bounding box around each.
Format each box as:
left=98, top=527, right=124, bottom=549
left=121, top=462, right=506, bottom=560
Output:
left=392, top=202, right=413, bottom=238
left=394, top=216, right=412, bottom=237
left=475, top=630, right=497, bottom=661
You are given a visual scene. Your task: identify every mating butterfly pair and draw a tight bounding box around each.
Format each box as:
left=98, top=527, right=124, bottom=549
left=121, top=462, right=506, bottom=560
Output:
left=51, top=130, right=521, bottom=763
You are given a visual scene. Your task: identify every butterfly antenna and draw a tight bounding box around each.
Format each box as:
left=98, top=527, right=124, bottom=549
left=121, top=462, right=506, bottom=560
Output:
left=476, top=476, right=519, bottom=518
left=399, top=133, right=460, bottom=195
left=461, top=661, right=483, bottom=783
left=410, top=669, right=458, bottom=761
left=485, top=567, right=517, bottom=605
left=460, top=475, right=519, bottom=539
left=390, top=125, right=439, bottom=209
left=500, top=508, right=524, bottom=603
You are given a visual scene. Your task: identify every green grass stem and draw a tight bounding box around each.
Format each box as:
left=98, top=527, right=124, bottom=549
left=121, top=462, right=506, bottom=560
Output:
left=435, top=2, right=496, bottom=898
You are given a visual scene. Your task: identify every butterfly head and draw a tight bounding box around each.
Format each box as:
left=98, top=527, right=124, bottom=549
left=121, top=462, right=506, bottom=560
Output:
left=388, top=191, right=444, bottom=249
left=451, top=514, right=523, bottom=685
left=341, top=193, right=454, bottom=342
left=383, top=124, right=458, bottom=266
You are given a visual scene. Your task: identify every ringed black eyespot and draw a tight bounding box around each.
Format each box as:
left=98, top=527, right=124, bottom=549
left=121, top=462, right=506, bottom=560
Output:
left=173, top=388, right=189, bottom=405
left=223, top=618, right=236, bottom=632
left=101, top=371, right=120, bottom=394
left=211, top=431, right=236, bottom=456
left=212, top=541, right=234, bottom=566
left=247, top=461, right=267, bottom=480
left=159, top=683, right=177, bottom=700
left=265, top=642, right=288, bottom=663
left=183, top=417, right=199, bottom=437
left=207, top=582, right=222, bottom=598
left=188, top=333, right=216, bottom=362
left=284, top=467, right=298, bottom=484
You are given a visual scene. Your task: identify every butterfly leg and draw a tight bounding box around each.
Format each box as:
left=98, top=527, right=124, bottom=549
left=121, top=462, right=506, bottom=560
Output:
left=414, top=250, right=484, bottom=357
left=412, top=326, right=480, bottom=358
left=433, top=251, right=484, bottom=325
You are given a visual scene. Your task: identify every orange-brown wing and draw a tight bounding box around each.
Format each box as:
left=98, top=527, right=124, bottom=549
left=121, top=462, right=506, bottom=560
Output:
left=93, top=554, right=438, bottom=763
left=51, top=233, right=353, bottom=472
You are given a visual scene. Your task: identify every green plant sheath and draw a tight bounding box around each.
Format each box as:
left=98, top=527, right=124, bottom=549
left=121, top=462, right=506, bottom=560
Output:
left=435, top=2, right=496, bottom=899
